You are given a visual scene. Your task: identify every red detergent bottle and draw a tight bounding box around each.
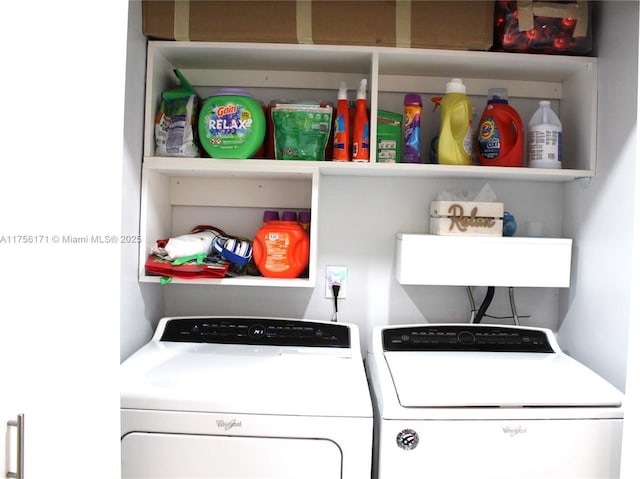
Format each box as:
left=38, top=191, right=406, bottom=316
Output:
left=477, top=88, right=524, bottom=167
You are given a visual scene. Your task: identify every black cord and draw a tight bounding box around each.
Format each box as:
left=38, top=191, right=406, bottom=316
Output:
left=473, top=286, right=495, bottom=323
left=331, top=284, right=341, bottom=322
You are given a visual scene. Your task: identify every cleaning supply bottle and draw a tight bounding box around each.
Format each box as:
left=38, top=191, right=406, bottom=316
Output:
left=528, top=100, right=562, bottom=169
left=477, top=88, right=524, bottom=167
left=298, top=210, right=311, bottom=235
left=437, top=78, right=473, bottom=166
left=297, top=210, right=311, bottom=277
left=252, top=219, right=310, bottom=279
left=198, top=88, right=266, bottom=159
left=352, top=78, right=370, bottom=162
left=503, top=212, right=517, bottom=236
left=332, top=82, right=351, bottom=161
left=402, top=93, right=423, bottom=163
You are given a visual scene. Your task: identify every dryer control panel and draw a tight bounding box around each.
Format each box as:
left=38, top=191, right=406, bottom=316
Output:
left=160, top=317, right=350, bottom=348
left=383, top=325, right=554, bottom=353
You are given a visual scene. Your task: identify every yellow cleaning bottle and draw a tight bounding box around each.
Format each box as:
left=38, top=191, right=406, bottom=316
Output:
left=437, top=78, right=473, bottom=166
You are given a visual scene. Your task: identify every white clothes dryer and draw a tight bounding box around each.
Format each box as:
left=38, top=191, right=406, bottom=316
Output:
left=366, top=323, right=624, bottom=479
left=121, top=316, right=373, bottom=479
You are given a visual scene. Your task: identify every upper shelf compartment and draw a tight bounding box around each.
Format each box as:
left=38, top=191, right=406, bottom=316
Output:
left=374, top=48, right=597, bottom=176
left=144, top=41, right=598, bottom=181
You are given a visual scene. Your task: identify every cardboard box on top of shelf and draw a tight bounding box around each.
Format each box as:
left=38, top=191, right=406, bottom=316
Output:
left=142, top=1, right=494, bottom=51
left=142, top=1, right=299, bottom=43
left=408, top=1, right=494, bottom=50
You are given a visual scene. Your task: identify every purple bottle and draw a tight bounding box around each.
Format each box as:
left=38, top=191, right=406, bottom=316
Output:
left=298, top=210, right=311, bottom=234
left=403, top=93, right=423, bottom=163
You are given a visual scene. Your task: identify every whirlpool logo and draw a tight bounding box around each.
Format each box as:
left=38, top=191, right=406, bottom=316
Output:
left=217, top=419, right=242, bottom=430
left=502, top=425, right=527, bottom=437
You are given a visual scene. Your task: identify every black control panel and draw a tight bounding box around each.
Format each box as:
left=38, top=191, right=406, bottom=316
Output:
left=383, top=325, right=554, bottom=353
left=160, top=317, right=350, bottom=348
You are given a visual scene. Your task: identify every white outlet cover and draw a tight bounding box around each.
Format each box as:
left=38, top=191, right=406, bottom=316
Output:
left=325, top=265, right=347, bottom=298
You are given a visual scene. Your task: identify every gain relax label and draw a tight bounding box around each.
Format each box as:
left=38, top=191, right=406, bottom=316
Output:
left=198, top=94, right=266, bottom=159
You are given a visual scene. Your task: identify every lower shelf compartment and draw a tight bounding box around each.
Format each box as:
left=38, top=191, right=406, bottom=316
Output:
left=139, top=274, right=315, bottom=287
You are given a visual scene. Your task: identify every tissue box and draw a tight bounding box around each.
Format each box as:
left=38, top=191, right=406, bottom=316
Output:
left=430, top=201, right=504, bottom=236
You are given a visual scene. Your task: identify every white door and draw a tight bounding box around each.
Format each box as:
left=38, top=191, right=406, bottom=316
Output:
left=0, top=2, right=128, bottom=478
left=122, top=432, right=342, bottom=479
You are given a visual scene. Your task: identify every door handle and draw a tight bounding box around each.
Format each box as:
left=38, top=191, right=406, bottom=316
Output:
left=6, top=414, right=24, bottom=479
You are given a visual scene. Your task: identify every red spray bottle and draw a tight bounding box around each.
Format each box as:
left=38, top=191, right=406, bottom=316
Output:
left=352, top=79, right=370, bottom=162
left=332, top=82, right=350, bottom=161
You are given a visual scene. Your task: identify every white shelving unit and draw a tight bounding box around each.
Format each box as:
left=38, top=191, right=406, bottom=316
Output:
left=140, top=41, right=598, bottom=286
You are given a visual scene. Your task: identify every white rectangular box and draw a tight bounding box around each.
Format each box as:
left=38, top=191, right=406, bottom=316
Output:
left=396, top=234, right=572, bottom=287
left=430, top=201, right=504, bottom=236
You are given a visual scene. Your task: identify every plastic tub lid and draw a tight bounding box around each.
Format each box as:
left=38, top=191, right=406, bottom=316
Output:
left=213, top=88, right=252, bottom=97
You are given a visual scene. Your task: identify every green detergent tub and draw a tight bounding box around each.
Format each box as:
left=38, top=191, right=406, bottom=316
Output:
left=198, top=88, right=266, bottom=159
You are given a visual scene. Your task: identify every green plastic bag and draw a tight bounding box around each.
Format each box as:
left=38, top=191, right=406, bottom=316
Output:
left=271, top=104, right=332, bottom=161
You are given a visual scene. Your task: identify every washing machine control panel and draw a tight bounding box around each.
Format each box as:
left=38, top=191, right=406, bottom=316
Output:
left=383, top=325, right=554, bottom=353
left=160, top=317, right=350, bottom=348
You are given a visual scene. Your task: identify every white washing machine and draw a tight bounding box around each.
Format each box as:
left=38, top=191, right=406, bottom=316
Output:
left=121, top=316, right=373, bottom=479
left=366, top=323, right=624, bottom=479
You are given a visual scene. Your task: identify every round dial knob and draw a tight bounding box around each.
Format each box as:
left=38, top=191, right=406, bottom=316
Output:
left=457, top=330, right=476, bottom=345
left=396, top=429, right=419, bottom=450
left=248, top=324, right=266, bottom=338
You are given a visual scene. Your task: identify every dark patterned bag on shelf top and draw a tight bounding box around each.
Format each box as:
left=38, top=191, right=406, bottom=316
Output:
left=493, top=1, right=592, bottom=55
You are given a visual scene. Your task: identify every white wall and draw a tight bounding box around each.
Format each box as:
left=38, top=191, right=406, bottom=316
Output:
left=163, top=175, right=565, bottom=354
left=620, top=4, right=640, bottom=478
left=120, top=0, right=164, bottom=361
left=558, top=0, right=639, bottom=391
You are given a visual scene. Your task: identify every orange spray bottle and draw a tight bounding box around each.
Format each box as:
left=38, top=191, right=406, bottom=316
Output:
left=352, top=78, right=370, bottom=162
left=332, top=81, right=350, bottom=161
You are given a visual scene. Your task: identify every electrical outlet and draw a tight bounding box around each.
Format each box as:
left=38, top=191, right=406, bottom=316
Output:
left=325, top=265, right=347, bottom=299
